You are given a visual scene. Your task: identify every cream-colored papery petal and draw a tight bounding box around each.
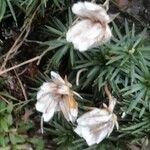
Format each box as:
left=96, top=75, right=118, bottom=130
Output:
left=95, top=121, right=114, bottom=144
left=50, top=71, right=71, bottom=95
left=36, top=93, right=51, bottom=112
left=108, top=97, right=117, bottom=112
left=101, top=24, right=112, bottom=43
left=75, top=120, right=115, bottom=146
left=37, top=82, right=57, bottom=96
left=77, top=108, right=108, bottom=118
left=57, top=85, right=70, bottom=95
left=72, top=2, right=110, bottom=23
left=51, top=71, right=65, bottom=84
left=74, top=125, right=96, bottom=146
left=59, top=99, right=70, bottom=121
left=74, top=122, right=112, bottom=146
left=42, top=97, right=58, bottom=122
left=36, top=81, right=60, bottom=122
left=67, top=19, right=110, bottom=51
left=74, top=108, right=117, bottom=145
left=36, top=91, right=59, bottom=122
left=36, top=82, right=56, bottom=112
left=77, top=108, right=111, bottom=126
left=59, top=97, right=78, bottom=123
left=37, top=82, right=58, bottom=102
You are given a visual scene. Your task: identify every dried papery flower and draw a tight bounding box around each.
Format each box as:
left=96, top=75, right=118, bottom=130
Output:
left=36, top=71, right=80, bottom=123
left=66, top=0, right=115, bottom=52
left=74, top=84, right=118, bottom=146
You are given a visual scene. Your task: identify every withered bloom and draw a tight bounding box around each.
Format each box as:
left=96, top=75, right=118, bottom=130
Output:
left=74, top=84, right=118, bottom=146
left=36, top=71, right=80, bottom=123
left=66, top=0, right=115, bottom=52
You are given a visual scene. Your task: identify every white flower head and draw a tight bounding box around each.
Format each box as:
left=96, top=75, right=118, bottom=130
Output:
left=66, top=0, right=115, bottom=52
left=36, top=71, right=79, bottom=123
left=74, top=84, right=118, bottom=146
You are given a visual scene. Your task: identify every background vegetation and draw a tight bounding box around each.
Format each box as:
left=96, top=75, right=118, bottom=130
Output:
left=0, top=0, right=150, bottom=149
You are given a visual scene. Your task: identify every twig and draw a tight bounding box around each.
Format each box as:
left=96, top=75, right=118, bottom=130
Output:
left=0, top=56, right=40, bottom=76
left=37, top=49, right=49, bottom=65
left=36, top=47, right=54, bottom=65
left=0, top=3, right=41, bottom=70
left=18, top=68, right=28, bottom=76
left=1, top=26, right=31, bottom=70
left=0, top=95, right=10, bottom=104
left=25, top=39, right=43, bottom=44
left=13, top=65, right=28, bottom=101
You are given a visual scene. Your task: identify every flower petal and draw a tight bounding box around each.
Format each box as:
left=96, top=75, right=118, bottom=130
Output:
left=60, top=95, right=78, bottom=122
left=36, top=83, right=59, bottom=122
left=72, top=2, right=110, bottom=23
left=77, top=108, right=107, bottom=119
left=42, top=97, right=58, bottom=122
left=36, top=82, right=58, bottom=112
left=51, top=71, right=65, bottom=84
left=102, top=24, right=112, bottom=43
left=74, top=125, right=98, bottom=146
left=75, top=109, right=116, bottom=145
left=36, top=94, right=52, bottom=112
left=35, top=94, right=58, bottom=122
left=37, top=82, right=56, bottom=98
left=74, top=126, right=92, bottom=142
left=57, top=85, right=70, bottom=95
left=37, top=83, right=57, bottom=99
left=59, top=99, right=70, bottom=121
left=108, top=97, right=117, bottom=112
left=67, top=20, right=107, bottom=51
left=65, top=95, right=78, bottom=120
left=77, top=108, right=111, bottom=126
left=75, top=120, right=115, bottom=146
left=96, top=126, right=111, bottom=144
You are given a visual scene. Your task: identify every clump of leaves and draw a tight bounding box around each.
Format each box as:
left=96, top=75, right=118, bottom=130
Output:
left=0, top=100, right=44, bottom=149
left=0, top=101, right=13, bottom=147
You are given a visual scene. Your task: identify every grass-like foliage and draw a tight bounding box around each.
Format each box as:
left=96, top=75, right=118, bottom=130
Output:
left=0, top=0, right=150, bottom=149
